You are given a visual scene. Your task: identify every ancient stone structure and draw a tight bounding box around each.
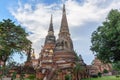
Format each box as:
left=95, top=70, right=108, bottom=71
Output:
left=36, top=5, right=88, bottom=80
left=88, top=57, right=112, bottom=76
left=38, top=14, right=56, bottom=69
left=92, top=57, right=112, bottom=73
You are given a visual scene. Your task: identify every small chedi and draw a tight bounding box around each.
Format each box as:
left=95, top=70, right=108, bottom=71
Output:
left=36, top=4, right=89, bottom=80
left=88, top=57, right=112, bottom=77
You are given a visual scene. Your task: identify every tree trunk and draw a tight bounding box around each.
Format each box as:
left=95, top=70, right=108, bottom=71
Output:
left=3, top=60, right=6, bottom=77
left=77, top=72, right=79, bottom=80
left=1, top=60, right=6, bottom=80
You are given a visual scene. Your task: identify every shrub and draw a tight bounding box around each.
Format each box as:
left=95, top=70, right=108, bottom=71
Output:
left=91, top=74, right=98, bottom=78
left=103, top=69, right=108, bottom=73
left=28, top=74, right=36, bottom=80
left=98, top=72, right=102, bottom=77
left=11, top=72, right=17, bottom=80
left=65, top=74, right=72, bottom=80
left=116, top=75, right=120, bottom=78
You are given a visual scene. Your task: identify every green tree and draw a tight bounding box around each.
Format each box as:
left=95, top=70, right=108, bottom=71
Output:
left=103, top=69, right=108, bottom=74
left=73, top=53, right=86, bottom=80
left=113, top=61, right=120, bottom=71
left=0, top=19, right=31, bottom=74
left=113, top=61, right=120, bottom=75
left=65, top=74, right=72, bottom=80
left=91, top=9, right=120, bottom=63
left=11, top=72, right=17, bottom=80
left=98, top=72, right=102, bottom=77
left=73, top=63, right=85, bottom=80
left=28, top=74, right=36, bottom=80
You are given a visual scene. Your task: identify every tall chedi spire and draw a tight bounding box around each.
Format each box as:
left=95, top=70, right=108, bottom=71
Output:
left=38, top=15, right=56, bottom=70
left=48, top=14, right=54, bottom=34
left=59, top=4, right=69, bottom=36
left=53, top=5, right=78, bottom=79
left=45, top=14, right=56, bottom=44
left=55, top=4, right=73, bottom=51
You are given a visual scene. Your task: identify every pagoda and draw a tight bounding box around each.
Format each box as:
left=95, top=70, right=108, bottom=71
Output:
left=36, top=14, right=56, bottom=79
left=92, top=57, right=112, bottom=74
left=53, top=4, right=78, bottom=80
left=36, top=5, right=88, bottom=80
left=38, top=14, right=56, bottom=69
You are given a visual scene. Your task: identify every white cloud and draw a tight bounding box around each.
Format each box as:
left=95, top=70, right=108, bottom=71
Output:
left=10, top=0, right=120, bottom=63
left=66, top=0, right=120, bottom=27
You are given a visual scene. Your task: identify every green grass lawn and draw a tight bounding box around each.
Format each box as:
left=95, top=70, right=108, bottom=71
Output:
left=15, top=79, right=30, bottom=80
left=15, top=78, right=36, bottom=80
left=82, top=76, right=120, bottom=80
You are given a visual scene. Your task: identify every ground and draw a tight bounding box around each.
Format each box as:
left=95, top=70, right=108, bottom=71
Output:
left=82, top=76, right=120, bottom=80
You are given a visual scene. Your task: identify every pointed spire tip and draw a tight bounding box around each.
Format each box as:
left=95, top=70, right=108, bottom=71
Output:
left=63, top=4, right=66, bottom=12
left=50, top=14, right=53, bottom=24
left=48, top=14, right=53, bottom=32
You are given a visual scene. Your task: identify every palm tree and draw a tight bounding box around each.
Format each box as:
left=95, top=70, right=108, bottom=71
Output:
left=73, top=63, right=85, bottom=80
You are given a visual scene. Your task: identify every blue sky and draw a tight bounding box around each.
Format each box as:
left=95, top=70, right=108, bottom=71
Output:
left=0, top=0, right=120, bottom=64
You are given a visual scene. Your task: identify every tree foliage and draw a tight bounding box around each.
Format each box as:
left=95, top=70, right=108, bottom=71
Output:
left=65, top=74, right=72, bottom=80
left=112, top=61, right=120, bottom=71
left=73, top=63, right=85, bottom=80
left=91, top=9, right=120, bottom=63
left=103, top=69, right=108, bottom=73
left=0, top=19, right=31, bottom=64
